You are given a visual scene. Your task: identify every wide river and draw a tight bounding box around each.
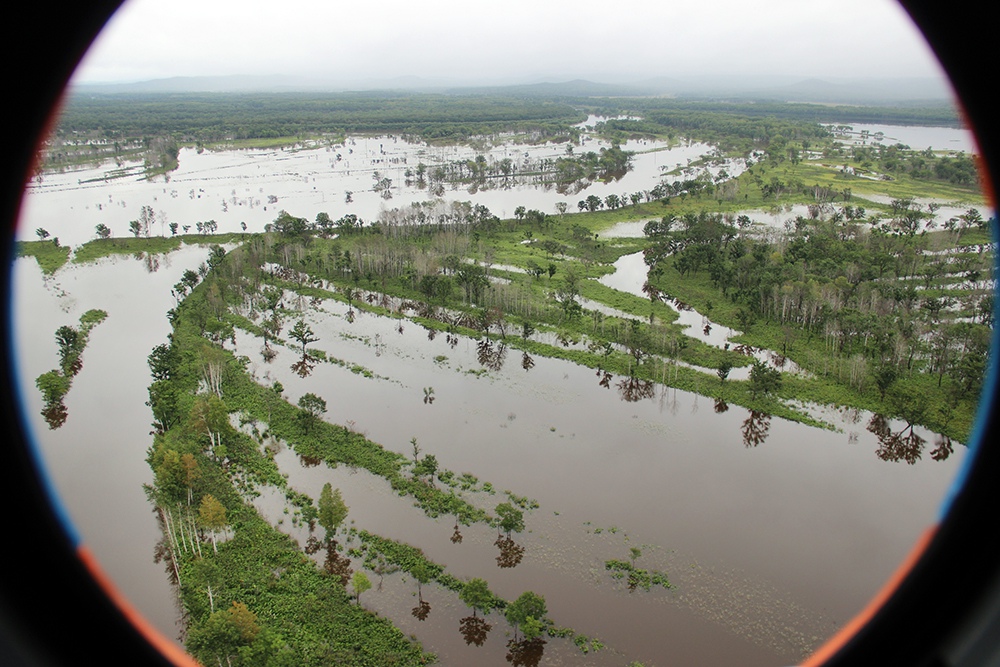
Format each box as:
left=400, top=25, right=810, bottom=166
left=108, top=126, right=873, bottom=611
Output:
left=10, top=123, right=979, bottom=665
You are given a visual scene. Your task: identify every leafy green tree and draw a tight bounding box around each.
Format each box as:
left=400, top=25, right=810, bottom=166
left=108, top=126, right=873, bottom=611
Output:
left=191, top=557, right=223, bottom=612
left=153, top=449, right=187, bottom=504
left=198, top=494, right=228, bottom=553
left=495, top=502, right=525, bottom=537
left=289, top=320, right=318, bottom=354
left=189, top=394, right=231, bottom=456
left=269, top=210, right=309, bottom=236
left=352, top=571, right=372, bottom=605
left=147, top=343, right=178, bottom=381
left=872, top=364, right=899, bottom=401
left=414, top=454, right=439, bottom=486
left=54, top=325, right=82, bottom=375
left=147, top=380, right=181, bottom=432
left=748, top=361, right=782, bottom=399
left=297, top=392, right=327, bottom=431
left=94, top=223, right=111, bottom=239
left=188, top=601, right=259, bottom=666
left=318, top=483, right=348, bottom=541
left=35, top=228, right=49, bottom=241
left=411, top=561, right=432, bottom=598
left=717, top=361, right=733, bottom=384
left=315, top=211, right=333, bottom=235
left=505, top=591, right=547, bottom=638
left=459, top=578, right=494, bottom=617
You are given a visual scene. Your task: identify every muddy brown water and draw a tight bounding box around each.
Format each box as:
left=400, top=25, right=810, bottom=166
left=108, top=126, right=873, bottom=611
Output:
left=11, top=249, right=222, bottom=644
left=230, top=290, right=963, bottom=665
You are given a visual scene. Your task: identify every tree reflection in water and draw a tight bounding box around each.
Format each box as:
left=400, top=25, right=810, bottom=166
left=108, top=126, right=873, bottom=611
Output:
left=867, top=414, right=930, bottom=464
left=617, top=376, right=655, bottom=402
left=505, top=638, right=546, bottom=667
left=299, top=454, right=322, bottom=467
left=714, top=397, right=729, bottom=413
left=931, top=434, right=954, bottom=461
left=741, top=410, right=772, bottom=448
left=323, top=541, right=353, bottom=587
left=459, top=615, right=491, bottom=646
left=450, top=522, right=464, bottom=544
left=495, top=535, right=525, bottom=569
left=143, top=252, right=160, bottom=273
left=411, top=599, right=431, bottom=621
left=521, top=351, right=535, bottom=371
left=42, top=401, right=68, bottom=429
left=597, top=370, right=612, bottom=388
left=477, top=338, right=507, bottom=371
left=290, top=352, right=318, bottom=378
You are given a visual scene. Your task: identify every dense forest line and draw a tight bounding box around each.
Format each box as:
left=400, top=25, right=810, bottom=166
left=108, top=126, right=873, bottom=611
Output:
left=46, top=92, right=960, bottom=168
left=50, top=92, right=585, bottom=143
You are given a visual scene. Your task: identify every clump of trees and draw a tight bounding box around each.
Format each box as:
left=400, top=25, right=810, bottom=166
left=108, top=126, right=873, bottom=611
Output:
left=34, top=309, right=108, bottom=429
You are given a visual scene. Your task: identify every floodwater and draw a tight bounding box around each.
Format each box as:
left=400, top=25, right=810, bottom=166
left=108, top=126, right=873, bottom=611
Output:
left=825, top=123, right=975, bottom=153
left=231, top=288, right=963, bottom=665
left=10, top=124, right=974, bottom=664
left=11, top=247, right=222, bottom=644
left=23, top=122, right=722, bottom=247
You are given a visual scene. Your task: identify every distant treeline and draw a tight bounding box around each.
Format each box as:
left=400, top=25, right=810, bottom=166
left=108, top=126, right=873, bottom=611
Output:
left=54, top=92, right=586, bottom=143
left=585, top=98, right=962, bottom=130
left=593, top=101, right=963, bottom=155
left=55, top=92, right=960, bottom=147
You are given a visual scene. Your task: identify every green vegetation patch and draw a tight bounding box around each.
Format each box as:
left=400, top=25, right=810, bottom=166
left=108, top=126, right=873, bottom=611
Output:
left=15, top=239, right=72, bottom=274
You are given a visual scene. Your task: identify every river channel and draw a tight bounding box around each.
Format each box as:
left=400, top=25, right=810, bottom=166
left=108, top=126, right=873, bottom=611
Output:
left=10, top=124, right=977, bottom=665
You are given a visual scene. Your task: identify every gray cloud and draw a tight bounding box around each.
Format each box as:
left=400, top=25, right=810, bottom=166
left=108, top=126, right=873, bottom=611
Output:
left=75, top=0, right=946, bottom=85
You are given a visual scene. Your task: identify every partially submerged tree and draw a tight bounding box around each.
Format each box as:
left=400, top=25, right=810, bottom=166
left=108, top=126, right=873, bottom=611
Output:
left=459, top=577, right=494, bottom=618
left=289, top=319, right=319, bottom=354
left=318, top=483, right=348, bottom=542
left=495, top=502, right=525, bottom=537
left=351, top=571, right=372, bottom=605
left=297, top=392, right=327, bottom=431
left=505, top=591, right=547, bottom=639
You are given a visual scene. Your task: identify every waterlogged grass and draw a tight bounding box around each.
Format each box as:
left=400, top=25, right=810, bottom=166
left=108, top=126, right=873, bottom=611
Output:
left=148, top=312, right=433, bottom=664
left=604, top=559, right=672, bottom=592
left=15, top=240, right=72, bottom=274
left=352, top=530, right=505, bottom=611
left=173, top=478, right=431, bottom=665
left=225, top=312, right=386, bottom=381
left=72, top=233, right=247, bottom=264
left=351, top=529, right=609, bottom=656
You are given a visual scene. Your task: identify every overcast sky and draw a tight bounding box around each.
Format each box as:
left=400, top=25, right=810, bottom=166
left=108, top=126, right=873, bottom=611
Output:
left=73, top=0, right=947, bottom=86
